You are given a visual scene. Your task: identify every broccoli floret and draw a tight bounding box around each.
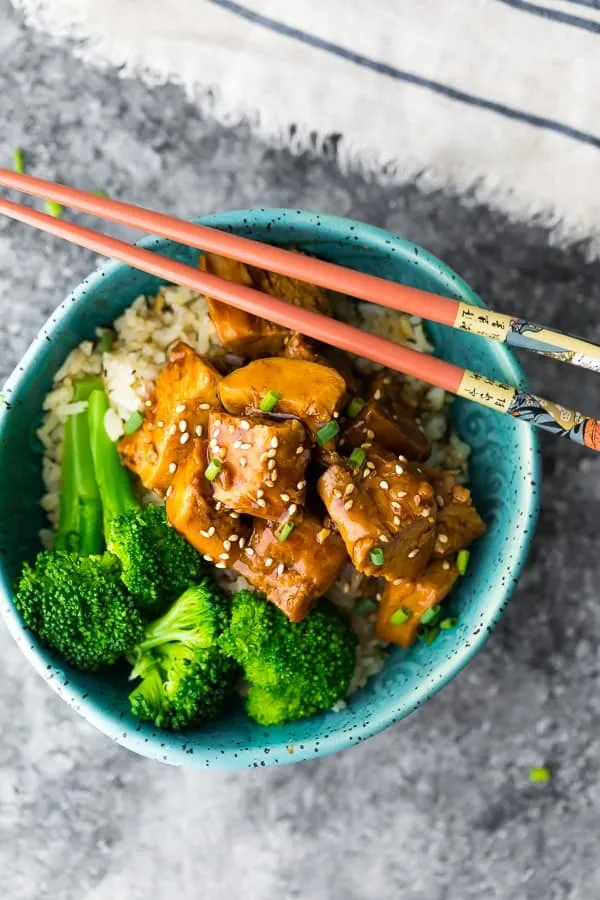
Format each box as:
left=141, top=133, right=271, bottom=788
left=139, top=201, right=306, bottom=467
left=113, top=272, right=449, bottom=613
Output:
left=219, top=590, right=357, bottom=726
left=87, top=389, right=204, bottom=614
left=15, top=551, right=144, bottom=670
left=129, top=644, right=238, bottom=729
left=128, top=581, right=238, bottom=729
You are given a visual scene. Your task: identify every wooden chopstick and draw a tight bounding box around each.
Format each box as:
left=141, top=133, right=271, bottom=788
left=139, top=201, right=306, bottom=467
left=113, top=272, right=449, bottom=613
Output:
left=0, top=180, right=599, bottom=453
left=1, top=168, right=600, bottom=375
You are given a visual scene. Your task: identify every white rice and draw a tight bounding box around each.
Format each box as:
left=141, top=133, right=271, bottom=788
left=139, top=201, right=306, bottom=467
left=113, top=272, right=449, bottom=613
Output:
left=38, top=283, right=470, bottom=700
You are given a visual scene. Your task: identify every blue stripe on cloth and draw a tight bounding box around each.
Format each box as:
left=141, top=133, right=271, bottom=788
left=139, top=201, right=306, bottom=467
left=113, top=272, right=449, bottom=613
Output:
left=495, top=0, right=600, bottom=33
left=207, top=0, right=600, bottom=151
left=561, top=0, right=600, bottom=9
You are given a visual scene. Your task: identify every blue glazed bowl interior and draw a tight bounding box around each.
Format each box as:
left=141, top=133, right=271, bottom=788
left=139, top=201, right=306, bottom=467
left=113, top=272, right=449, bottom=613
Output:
left=0, top=210, right=540, bottom=768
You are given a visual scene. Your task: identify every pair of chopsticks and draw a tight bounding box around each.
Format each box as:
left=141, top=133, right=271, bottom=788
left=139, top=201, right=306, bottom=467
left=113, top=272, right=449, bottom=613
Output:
left=1, top=168, right=599, bottom=454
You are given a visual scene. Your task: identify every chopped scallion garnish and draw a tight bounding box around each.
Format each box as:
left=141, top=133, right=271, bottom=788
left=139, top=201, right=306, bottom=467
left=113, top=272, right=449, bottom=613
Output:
left=529, top=766, right=551, bottom=783
left=316, top=419, right=340, bottom=445
left=347, top=397, right=365, bottom=419
left=419, top=625, right=440, bottom=645
left=439, top=616, right=458, bottom=630
left=355, top=597, right=377, bottom=615
left=100, top=331, right=114, bottom=353
left=390, top=607, right=410, bottom=626
left=457, top=549, right=471, bottom=576
left=347, top=447, right=366, bottom=471
left=259, top=389, right=281, bottom=413
left=204, top=458, right=223, bottom=481
left=13, top=148, right=24, bottom=174
left=419, top=604, right=441, bottom=625
left=123, top=410, right=144, bottom=435
left=278, top=521, right=295, bottom=542
left=44, top=200, right=63, bottom=218
left=370, top=547, right=384, bottom=566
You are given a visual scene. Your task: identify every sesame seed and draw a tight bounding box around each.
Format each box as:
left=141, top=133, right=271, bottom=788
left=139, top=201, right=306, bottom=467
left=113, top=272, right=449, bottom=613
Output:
left=239, top=537, right=246, bottom=549
left=176, top=403, right=186, bottom=413
left=333, top=411, right=340, bottom=419
left=215, top=502, right=222, bottom=511
left=436, top=495, right=444, bottom=507
left=442, top=561, right=450, bottom=570
left=297, top=480, right=307, bottom=490
left=203, top=554, right=213, bottom=562
left=296, top=446, right=304, bottom=455
left=428, top=516, right=435, bottom=524
left=257, top=498, right=266, bottom=508
left=280, top=493, right=290, bottom=502
left=373, top=389, right=382, bottom=400
left=228, top=425, right=234, bottom=434
left=397, top=491, right=407, bottom=498
left=277, top=563, right=285, bottom=576
left=211, top=426, right=220, bottom=438
left=376, top=592, right=383, bottom=602
left=267, top=448, right=277, bottom=458
left=408, top=548, right=419, bottom=558
left=219, top=552, right=230, bottom=561
left=393, top=578, right=402, bottom=585
left=316, top=528, right=330, bottom=544
left=245, top=547, right=255, bottom=557
left=229, top=534, right=239, bottom=542
left=270, top=436, right=279, bottom=449
left=240, top=442, right=252, bottom=450
left=395, top=465, right=404, bottom=476
left=199, top=402, right=211, bottom=410
left=379, top=480, right=390, bottom=490
left=343, top=583, right=350, bottom=593
left=362, top=469, right=369, bottom=479
left=393, top=515, right=401, bottom=526
left=240, top=457, right=247, bottom=467
left=166, top=485, right=173, bottom=497
left=167, top=424, right=177, bottom=436
left=333, top=489, right=342, bottom=499
left=344, top=499, right=354, bottom=510
left=230, top=512, right=240, bottom=519
left=438, top=533, right=449, bottom=543
left=421, top=509, right=430, bottom=518
left=288, top=503, right=298, bottom=516
left=200, top=529, right=210, bottom=538
left=345, top=484, right=355, bottom=495
left=145, top=399, right=152, bottom=408
left=264, top=480, right=274, bottom=488
left=207, top=526, right=216, bottom=536
left=383, top=376, right=392, bottom=385
left=157, top=420, right=164, bottom=428
left=267, top=459, right=276, bottom=471
left=168, top=462, right=177, bottom=474
left=366, top=429, right=375, bottom=440
left=413, top=495, right=421, bottom=506
left=366, top=461, right=375, bottom=470
left=195, top=425, right=203, bottom=437
left=391, top=501, right=401, bottom=509
left=213, top=419, right=221, bottom=427
left=256, top=489, right=265, bottom=498
left=180, top=432, right=190, bottom=445
left=272, top=470, right=278, bottom=482
left=361, top=442, right=372, bottom=449
left=233, top=440, right=242, bottom=449
left=223, top=540, right=232, bottom=552
left=264, top=557, right=273, bottom=567
left=215, top=562, right=226, bottom=569
left=398, top=455, right=407, bottom=462
left=240, top=420, right=250, bottom=430
left=379, top=534, right=390, bottom=543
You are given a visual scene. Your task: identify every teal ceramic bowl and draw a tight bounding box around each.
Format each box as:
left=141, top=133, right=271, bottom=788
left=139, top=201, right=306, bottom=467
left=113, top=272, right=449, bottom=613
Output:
left=0, top=210, right=540, bottom=768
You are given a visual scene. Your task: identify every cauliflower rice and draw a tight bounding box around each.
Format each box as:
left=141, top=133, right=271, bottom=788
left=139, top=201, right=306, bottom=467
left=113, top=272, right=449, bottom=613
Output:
left=37, top=284, right=471, bottom=699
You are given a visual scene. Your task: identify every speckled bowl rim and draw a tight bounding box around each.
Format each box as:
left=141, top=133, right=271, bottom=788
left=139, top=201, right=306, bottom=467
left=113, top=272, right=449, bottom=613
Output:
left=0, top=209, right=541, bottom=768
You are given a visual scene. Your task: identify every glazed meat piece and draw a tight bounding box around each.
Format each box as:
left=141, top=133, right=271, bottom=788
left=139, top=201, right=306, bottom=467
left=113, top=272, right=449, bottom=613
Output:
left=199, top=253, right=288, bottom=357
left=165, top=439, right=250, bottom=566
left=318, top=449, right=437, bottom=581
left=341, top=370, right=431, bottom=461
left=252, top=264, right=332, bottom=317
left=218, top=357, right=346, bottom=436
left=283, top=332, right=361, bottom=396
left=426, top=469, right=486, bottom=557
left=119, top=342, right=221, bottom=495
left=208, top=411, right=310, bottom=521
left=375, top=558, right=459, bottom=647
left=233, top=513, right=347, bottom=622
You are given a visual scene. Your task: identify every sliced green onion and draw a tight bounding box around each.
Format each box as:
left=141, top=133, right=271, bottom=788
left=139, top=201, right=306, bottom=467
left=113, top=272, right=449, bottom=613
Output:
left=100, top=331, right=114, bottom=353
left=259, top=389, right=281, bottom=413
left=419, top=604, right=441, bottom=625
left=390, top=607, right=410, bottom=626
left=355, top=597, right=377, bottom=615
left=347, top=397, right=366, bottom=419
left=457, top=549, right=471, bottom=575
left=204, top=458, right=223, bottom=481
left=419, top=625, right=440, bottom=645
left=13, top=148, right=25, bottom=174
left=370, top=547, right=384, bottom=566
left=347, top=447, right=366, bottom=471
left=123, top=410, right=144, bottom=435
left=278, top=521, right=295, bottom=542
left=316, top=419, right=340, bottom=445
left=44, top=200, right=63, bottom=218
left=529, top=766, right=551, bottom=783
left=439, top=616, right=458, bottom=630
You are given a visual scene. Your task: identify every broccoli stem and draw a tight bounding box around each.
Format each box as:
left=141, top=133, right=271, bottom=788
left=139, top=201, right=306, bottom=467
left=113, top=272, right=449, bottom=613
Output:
left=55, top=378, right=104, bottom=555
left=87, top=389, right=139, bottom=534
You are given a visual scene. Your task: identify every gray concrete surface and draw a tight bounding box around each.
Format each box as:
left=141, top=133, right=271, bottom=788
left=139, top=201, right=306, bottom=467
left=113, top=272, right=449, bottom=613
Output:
left=2, top=2, right=600, bottom=898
